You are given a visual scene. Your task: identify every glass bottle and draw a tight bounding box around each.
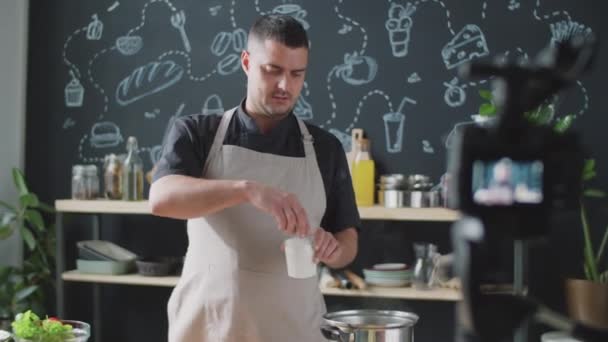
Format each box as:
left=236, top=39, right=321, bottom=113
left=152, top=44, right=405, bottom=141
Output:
left=104, top=154, right=123, bottom=199
left=351, top=138, right=375, bottom=206
left=122, top=136, right=144, bottom=201
left=71, top=165, right=87, bottom=200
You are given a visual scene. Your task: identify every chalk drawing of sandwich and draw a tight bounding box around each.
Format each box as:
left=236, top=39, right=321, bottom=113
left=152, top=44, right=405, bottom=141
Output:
left=115, top=60, right=184, bottom=106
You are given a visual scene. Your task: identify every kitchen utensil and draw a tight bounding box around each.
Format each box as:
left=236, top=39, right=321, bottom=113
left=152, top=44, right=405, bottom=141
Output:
left=284, top=237, right=316, bottom=278
left=170, top=10, right=191, bottom=52
left=378, top=189, right=404, bottom=208
left=344, top=270, right=367, bottom=290
left=321, top=310, right=418, bottom=342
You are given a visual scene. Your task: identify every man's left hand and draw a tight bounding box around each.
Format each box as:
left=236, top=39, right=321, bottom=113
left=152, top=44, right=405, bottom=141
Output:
left=312, top=228, right=341, bottom=264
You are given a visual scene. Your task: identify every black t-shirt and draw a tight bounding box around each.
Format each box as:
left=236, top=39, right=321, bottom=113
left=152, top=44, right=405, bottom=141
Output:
left=153, top=100, right=361, bottom=234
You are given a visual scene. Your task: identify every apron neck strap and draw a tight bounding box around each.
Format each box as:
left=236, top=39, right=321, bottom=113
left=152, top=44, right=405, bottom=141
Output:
left=295, top=117, right=315, bottom=158
left=204, top=109, right=316, bottom=175
left=203, top=108, right=237, bottom=175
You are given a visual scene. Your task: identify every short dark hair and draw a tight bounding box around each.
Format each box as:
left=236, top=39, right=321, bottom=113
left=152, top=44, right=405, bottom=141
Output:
left=248, top=15, right=308, bottom=49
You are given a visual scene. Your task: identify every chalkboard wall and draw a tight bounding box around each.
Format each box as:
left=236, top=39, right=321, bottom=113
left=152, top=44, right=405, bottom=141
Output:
left=25, top=0, right=608, bottom=341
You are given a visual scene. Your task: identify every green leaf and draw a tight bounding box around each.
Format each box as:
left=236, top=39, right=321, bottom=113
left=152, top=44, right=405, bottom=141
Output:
left=0, top=225, right=14, bottom=240
left=478, top=89, right=493, bottom=101
left=479, top=103, right=497, bottom=116
left=581, top=203, right=599, bottom=281
left=596, top=223, right=608, bottom=264
left=584, top=189, right=606, bottom=198
left=20, top=227, right=36, bottom=251
left=554, top=115, right=575, bottom=133
left=12, top=168, right=29, bottom=195
left=24, top=209, right=45, bottom=232
left=14, top=285, right=38, bottom=302
left=0, top=200, right=16, bottom=212
left=583, top=159, right=596, bottom=181
left=19, top=193, right=39, bottom=209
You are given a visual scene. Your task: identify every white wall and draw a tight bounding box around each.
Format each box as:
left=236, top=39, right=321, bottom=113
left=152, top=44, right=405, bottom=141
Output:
left=0, top=0, right=29, bottom=267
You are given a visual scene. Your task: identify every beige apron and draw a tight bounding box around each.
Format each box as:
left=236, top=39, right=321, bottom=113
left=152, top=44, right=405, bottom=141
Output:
left=167, top=108, right=327, bottom=341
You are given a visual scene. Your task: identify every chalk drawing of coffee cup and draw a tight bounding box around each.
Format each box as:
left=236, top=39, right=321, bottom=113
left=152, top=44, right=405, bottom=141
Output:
left=385, top=3, right=416, bottom=57
left=272, top=4, right=310, bottom=30
left=65, top=70, right=84, bottom=107
left=334, top=52, right=378, bottom=86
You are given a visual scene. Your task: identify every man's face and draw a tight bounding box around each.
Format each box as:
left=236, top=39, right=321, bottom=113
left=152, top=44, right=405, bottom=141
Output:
left=241, top=38, right=308, bottom=118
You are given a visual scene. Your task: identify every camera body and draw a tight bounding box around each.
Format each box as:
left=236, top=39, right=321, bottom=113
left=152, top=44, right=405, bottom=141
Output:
left=448, top=121, right=583, bottom=238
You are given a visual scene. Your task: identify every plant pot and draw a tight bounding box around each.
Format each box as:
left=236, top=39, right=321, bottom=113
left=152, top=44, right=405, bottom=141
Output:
left=565, top=278, right=608, bottom=329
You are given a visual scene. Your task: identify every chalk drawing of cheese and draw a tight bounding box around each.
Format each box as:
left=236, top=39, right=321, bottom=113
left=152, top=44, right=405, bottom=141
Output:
left=441, top=24, right=489, bottom=70
left=115, top=60, right=184, bottom=106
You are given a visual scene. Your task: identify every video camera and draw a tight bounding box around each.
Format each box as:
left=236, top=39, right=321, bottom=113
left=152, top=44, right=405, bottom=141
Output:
left=449, top=34, right=608, bottom=342
left=447, top=34, right=596, bottom=239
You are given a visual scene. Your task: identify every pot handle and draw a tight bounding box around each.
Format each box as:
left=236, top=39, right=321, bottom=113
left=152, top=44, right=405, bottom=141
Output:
left=320, top=325, right=351, bottom=342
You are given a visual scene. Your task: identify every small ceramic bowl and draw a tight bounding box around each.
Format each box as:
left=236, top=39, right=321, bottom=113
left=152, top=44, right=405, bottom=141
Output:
left=135, top=257, right=179, bottom=277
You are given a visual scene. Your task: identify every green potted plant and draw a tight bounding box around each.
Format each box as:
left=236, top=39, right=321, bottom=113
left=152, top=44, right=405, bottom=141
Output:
left=478, top=89, right=608, bottom=328
left=565, top=159, right=608, bottom=328
left=0, top=168, right=55, bottom=330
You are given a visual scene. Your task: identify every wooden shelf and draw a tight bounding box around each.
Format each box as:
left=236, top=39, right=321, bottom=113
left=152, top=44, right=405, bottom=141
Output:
left=320, top=285, right=461, bottom=301
left=62, top=270, right=178, bottom=286
left=358, top=206, right=459, bottom=221
left=55, top=199, right=150, bottom=214
left=55, top=200, right=459, bottom=222
left=62, top=271, right=461, bottom=301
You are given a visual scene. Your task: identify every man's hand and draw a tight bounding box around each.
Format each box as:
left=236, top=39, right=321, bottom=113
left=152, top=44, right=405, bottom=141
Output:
left=244, top=181, right=310, bottom=236
left=312, top=228, right=341, bottom=264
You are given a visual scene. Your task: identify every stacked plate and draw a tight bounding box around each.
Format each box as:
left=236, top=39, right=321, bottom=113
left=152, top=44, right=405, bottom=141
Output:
left=363, top=263, right=412, bottom=287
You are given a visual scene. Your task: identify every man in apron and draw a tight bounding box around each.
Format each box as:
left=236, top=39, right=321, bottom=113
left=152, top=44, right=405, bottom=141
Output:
left=150, top=14, right=360, bottom=341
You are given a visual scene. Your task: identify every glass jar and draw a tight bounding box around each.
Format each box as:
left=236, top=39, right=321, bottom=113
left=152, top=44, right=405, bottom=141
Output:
left=104, top=154, right=123, bottom=199
left=84, top=164, right=100, bottom=199
left=412, top=242, right=439, bottom=290
left=72, top=165, right=87, bottom=199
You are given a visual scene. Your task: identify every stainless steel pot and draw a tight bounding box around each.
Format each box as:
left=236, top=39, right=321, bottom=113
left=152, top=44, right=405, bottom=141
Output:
left=321, top=310, right=418, bottom=342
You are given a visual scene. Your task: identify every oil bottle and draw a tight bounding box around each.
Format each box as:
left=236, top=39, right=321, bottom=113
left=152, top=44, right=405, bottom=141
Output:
left=351, top=137, right=375, bottom=206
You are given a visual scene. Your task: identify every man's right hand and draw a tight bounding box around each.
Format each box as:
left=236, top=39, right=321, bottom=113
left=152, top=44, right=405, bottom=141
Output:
left=243, top=181, right=310, bottom=237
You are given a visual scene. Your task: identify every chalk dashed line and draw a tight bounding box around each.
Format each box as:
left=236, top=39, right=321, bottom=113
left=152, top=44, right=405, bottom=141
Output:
left=158, top=50, right=217, bottom=82
left=414, top=0, right=455, bottom=36
left=576, top=80, right=589, bottom=117
left=127, top=0, right=177, bottom=37
left=322, top=67, right=340, bottom=128
left=533, top=0, right=571, bottom=22
left=481, top=1, right=487, bottom=20
left=254, top=0, right=267, bottom=15
left=87, top=46, right=116, bottom=120
left=230, top=0, right=237, bottom=29
left=78, top=134, right=105, bottom=163
left=335, top=1, right=368, bottom=55
left=348, top=90, right=393, bottom=131
left=63, top=27, right=87, bottom=79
